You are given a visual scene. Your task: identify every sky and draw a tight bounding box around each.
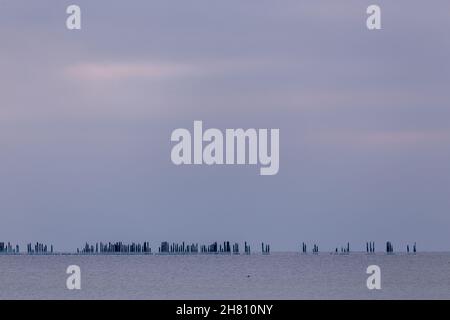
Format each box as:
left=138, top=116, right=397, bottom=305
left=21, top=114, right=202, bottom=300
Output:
left=1, top=1, right=450, bottom=251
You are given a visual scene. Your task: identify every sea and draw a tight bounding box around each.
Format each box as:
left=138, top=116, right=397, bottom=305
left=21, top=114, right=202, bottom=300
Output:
left=0, top=253, right=449, bottom=299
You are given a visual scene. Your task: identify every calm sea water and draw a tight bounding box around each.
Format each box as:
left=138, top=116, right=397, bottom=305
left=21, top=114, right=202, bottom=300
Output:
left=0, top=253, right=449, bottom=299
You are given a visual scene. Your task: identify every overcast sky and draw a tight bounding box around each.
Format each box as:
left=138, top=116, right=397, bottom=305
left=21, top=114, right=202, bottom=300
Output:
left=1, top=1, right=449, bottom=251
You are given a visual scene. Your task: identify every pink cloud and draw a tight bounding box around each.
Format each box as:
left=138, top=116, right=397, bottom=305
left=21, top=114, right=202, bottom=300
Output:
left=65, top=62, right=197, bottom=81
left=310, top=130, right=450, bottom=148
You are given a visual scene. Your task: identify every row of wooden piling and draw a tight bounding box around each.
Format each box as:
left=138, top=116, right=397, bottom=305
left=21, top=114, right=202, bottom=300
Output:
left=75, top=241, right=255, bottom=255
left=0, top=240, right=420, bottom=255
left=299, top=241, right=419, bottom=254
left=77, top=242, right=151, bottom=254
left=0, top=242, right=19, bottom=254
left=1, top=242, right=56, bottom=255
left=302, top=242, right=319, bottom=254
left=27, top=242, right=54, bottom=254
